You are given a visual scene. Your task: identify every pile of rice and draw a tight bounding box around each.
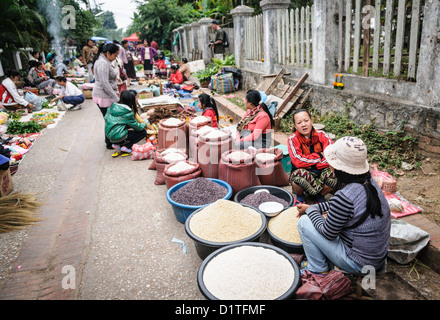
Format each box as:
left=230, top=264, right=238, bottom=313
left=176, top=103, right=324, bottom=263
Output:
left=161, top=148, right=184, bottom=155
left=195, top=126, right=215, bottom=136
left=189, top=199, right=262, bottom=242
left=191, top=116, right=210, bottom=124
left=163, top=152, right=186, bottom=163
left=167, top=161, right=194, bottom=173
left=163, top=117, right=184, bottom=126
left=267, top=207, right=302, bottom=243
left=202, top=245, right=295, bottom=300
left=256, top=152, right=277, bottom=162
left=227, top=151, right=250, bottom=162
left=204, top=130, right=228, bottom=140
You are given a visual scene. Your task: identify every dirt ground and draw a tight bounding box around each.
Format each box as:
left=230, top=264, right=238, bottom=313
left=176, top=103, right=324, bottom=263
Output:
left=393, top=157, right=440, bottom=226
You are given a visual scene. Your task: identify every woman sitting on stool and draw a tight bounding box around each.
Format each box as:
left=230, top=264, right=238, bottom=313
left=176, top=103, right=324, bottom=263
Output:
left=296, top=136, right=391, bottom=275
left=287, top=109, right=336, bottom=205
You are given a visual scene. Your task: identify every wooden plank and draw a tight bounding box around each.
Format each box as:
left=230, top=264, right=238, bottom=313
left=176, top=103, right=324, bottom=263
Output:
left=344, top=0, right=352, bottom=72
left=353, top=0, right=362, bottom=73
left=372, top=0, right=382, bottom=73
left=265, top=68, right=287, bottom=95
left=383, top=0, right=394, bottom=76
left=338, top=0, right=343, bottom=73
left=296, top=9, right=300, bottom=66
left=362, top=0, right=372, bottom=77
left=290, top=9, right=294, bottom=65
left=394, top=0, right=407, bottom=77
left=296, top=88, right=313, bottom=109
left=275, top=73, right=309, bottom=118
left=306, top=6, right=311, bottom=69
left=408, top=0, right=421, bottom=78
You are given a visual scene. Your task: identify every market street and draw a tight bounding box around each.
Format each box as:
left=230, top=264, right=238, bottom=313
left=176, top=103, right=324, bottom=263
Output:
left=0, top=91, right=205, bottom=299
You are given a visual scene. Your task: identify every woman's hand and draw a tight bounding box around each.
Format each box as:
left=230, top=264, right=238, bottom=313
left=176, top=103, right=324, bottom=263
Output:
left=296, top=204, right=310, bottom=217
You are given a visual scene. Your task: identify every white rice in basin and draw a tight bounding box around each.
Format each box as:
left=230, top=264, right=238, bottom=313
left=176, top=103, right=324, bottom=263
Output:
left=189, top=200, right=262, bottom=243
left=202, top=245, right=295, bottom=300
left=268, top=207, right=302, bottom=243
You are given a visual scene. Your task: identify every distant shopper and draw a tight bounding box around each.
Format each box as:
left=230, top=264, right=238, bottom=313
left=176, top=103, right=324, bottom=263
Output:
left=56, top=59, right=71, bottom=77
left=51, top=76, right=85, bottom=111
left=92, top=43, right=120, bottom=149
left=1, top=69, right=36, bottom=111
left=198, top=93, right=219, bottom=129
left=105, top=90, right=147, bottom=157
left=120, top=40, right=137, bottom=82
left=210, top=20, right=225, bottom=59
left=140, top=40, right=157, bottom=79
left=82, top=39, right=98, bottom=81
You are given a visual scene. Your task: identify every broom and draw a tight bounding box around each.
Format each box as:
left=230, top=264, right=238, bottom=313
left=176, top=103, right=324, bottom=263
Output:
left=0, top=192, right=43, bottom=233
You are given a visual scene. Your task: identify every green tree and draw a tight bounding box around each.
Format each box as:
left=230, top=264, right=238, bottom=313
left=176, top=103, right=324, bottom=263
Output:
left=0, top=0, right=48, bottom=69
left=127, top=0, right=194, bottom=50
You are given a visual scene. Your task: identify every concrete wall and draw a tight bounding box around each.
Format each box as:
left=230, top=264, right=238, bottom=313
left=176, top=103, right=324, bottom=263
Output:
left=232, top=0, right=440, bottom=157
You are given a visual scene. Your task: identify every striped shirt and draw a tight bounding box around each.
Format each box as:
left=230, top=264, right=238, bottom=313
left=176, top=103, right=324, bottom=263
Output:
left=305, top=180, right=391, bottom=268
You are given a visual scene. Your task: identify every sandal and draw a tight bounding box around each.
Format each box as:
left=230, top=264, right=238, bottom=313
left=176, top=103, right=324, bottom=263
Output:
left=120, top=152, right=132, bottom=157
left=112, top=151, right=122, bottom=158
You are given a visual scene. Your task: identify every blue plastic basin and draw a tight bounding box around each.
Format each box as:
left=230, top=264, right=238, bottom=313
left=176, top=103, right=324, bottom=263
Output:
left=166, top=178, right=233, bottom=224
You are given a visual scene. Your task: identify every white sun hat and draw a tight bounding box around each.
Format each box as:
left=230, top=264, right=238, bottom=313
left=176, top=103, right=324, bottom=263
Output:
left=323, top=136, right=370, bottom=175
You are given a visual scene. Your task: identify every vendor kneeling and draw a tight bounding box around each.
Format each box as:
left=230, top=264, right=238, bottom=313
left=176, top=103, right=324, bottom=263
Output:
left=51, top=76, right=85, bottom=111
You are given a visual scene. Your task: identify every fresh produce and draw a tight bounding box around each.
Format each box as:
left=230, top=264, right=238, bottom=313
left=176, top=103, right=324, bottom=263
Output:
left=6, top=120, right=42, bottom=134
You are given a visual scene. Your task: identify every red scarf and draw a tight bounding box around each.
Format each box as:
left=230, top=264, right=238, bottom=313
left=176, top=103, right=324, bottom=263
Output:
left=297, top=128, right=323, bottom=155
left=237, top=104, right=263, bottom=131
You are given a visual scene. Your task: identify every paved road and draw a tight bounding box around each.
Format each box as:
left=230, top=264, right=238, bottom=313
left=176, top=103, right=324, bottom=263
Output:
left=0, top=93, right=205, bottom=299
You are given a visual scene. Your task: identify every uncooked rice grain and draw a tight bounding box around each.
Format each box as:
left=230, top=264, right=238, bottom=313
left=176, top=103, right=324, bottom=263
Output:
left=195, top=126, right=215, bottom=135
left=202, top=245, right=295, bottom=300
left=204, top=130, right=228, bottom=140
left=191, top=116, right=209, bottom=124
left=163, top=117, right=184, bottom=126
left=256, top=153, right=276, bottom=162
left=268, top=207, right=302, bottom=243
left=161, top=148, right=184, bottom=155
left=167, top=162, right=194, bottom=173
left=240, top=192, right=288, bottom=208
left=170, top=177, right=228, bottom=206
left=163, top=152, right=186, bottom=163
left=227, top=151, right=250, bottom=162
left=189, top=199, right=262, bottom=242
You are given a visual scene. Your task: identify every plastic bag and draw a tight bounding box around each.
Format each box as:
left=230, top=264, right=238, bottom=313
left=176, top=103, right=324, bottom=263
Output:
left=211, top=73, right=235, bottom=94
left=24, top=91, right=42, bottom=111
left=371, top=164, right=397, bottom=194
left=57, top=100, right=67, bottom=111
left=387, top=219, right=430, bottom=264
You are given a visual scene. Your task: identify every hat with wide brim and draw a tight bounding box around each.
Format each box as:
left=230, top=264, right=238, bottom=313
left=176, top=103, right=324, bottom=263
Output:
left=324, top=136, right=370, bottom=175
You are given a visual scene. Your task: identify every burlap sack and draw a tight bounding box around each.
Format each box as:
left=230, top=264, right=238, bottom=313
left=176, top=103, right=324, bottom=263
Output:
left=218, top=149, right=260, bottom=195
left=197, top=130, right=232, bottom=179
left=154, top=148, right=188, bottom=185
left=163, top=161, right=202, bottom=189
left=255, top=148, right=290, bottom=186
left=157, top=118, right=188, bottom=152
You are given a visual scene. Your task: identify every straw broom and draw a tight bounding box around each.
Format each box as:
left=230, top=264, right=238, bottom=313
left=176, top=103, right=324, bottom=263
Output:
left=0, top=192, right=43, bottom=233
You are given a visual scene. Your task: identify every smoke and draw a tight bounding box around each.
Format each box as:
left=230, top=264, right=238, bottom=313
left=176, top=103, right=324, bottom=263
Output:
left=37, top=0, right=64, bottom=60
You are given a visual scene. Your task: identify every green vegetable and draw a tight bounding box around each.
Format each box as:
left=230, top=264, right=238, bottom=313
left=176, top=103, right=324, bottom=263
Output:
left=6, top=120, right=42, bottom=134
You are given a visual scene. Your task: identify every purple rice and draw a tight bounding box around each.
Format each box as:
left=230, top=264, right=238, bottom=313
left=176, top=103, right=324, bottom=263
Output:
left=240, top=192, right=288, bottom=208
left=170, top=177, right=228, bottom=206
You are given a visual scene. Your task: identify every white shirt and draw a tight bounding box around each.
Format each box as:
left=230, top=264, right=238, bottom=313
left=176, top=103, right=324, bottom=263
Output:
left=1, top=77, right=28, bottom=106
left=61, top=82, right=83, bottom=97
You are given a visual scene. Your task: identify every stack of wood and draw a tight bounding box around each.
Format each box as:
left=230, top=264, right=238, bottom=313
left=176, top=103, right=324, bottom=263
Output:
left=256, top=68, right=312, bottom=129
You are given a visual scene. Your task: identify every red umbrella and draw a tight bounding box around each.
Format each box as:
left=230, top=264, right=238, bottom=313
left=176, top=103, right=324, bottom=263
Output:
left=123, top=33, right=140, bottom=42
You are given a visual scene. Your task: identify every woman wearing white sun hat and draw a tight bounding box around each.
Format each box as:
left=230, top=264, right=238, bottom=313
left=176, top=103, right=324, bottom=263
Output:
left=296, top=136, right=391, bottom=275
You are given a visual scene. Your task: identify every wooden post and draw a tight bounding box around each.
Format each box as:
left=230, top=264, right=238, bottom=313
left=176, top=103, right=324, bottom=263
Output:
left=362, top=0, right=372, bottom=77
